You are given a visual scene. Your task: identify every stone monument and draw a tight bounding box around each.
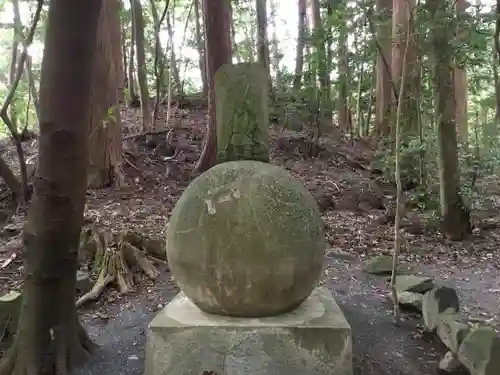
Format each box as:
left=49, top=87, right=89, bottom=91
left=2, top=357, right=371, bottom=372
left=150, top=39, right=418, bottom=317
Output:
left=145, top=63, right=353, bottom=375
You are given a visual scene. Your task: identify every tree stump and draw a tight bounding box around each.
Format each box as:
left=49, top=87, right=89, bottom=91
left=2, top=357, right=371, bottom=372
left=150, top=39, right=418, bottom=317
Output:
left=76, top=228, right=165, bottom=308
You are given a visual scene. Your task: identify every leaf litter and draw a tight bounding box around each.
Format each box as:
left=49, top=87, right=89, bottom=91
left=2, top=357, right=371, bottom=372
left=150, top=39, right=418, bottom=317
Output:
left=0, top=104, right=498, bottom=331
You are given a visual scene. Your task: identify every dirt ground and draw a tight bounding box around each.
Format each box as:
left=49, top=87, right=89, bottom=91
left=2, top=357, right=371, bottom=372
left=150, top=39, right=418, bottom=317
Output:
left=0, top=105, right=499, bottom=373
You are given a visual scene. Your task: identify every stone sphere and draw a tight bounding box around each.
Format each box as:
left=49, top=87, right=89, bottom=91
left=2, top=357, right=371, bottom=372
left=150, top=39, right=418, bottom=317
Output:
left=166, top=160, right=325, bottom=317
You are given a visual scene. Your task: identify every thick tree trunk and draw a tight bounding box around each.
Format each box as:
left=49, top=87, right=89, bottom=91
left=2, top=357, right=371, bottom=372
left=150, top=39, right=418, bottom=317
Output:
left=373, top=0, right=392, bottom=140
left=88, top=0, right=123, bottom=189
left=428, top=0, right=471, bottom=241
left=0, top=1, right=100, bottom=374
left=455, top=0, right=468, bottom=148
left=293, top=0, right=307, bottom=90
left=131, top=0, right=151, bottom=131
left=127, top=7, right=138, bottom=107
left=110, top=0, right=125, bottom=104
left=337, top=13, right=349, bottom=131
left=311, top=0, right=330, bottom=121
left=193, top=0, right=232, bottom=174
left=256, top=0, right=270, bottom=72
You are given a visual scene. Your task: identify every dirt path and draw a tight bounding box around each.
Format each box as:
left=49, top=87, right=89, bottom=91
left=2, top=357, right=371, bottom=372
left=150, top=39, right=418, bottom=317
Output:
left=72, top=256, right=471, bottom=375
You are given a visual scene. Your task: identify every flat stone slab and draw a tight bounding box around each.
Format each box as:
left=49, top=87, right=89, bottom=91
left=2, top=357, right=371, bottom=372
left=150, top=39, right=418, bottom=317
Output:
left=145, top=286, right=353, bottom=375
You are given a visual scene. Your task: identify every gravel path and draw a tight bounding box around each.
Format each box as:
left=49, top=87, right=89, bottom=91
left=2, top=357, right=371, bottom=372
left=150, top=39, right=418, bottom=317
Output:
left=71, top=257, right=466, bottom=375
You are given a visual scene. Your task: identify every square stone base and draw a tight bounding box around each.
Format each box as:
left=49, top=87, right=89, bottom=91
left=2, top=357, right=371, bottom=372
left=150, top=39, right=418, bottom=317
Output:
left=145, top=286, right=352, bottom=375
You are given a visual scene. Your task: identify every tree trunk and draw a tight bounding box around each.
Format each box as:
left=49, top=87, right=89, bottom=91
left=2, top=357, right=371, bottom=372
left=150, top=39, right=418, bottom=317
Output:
left=111, top=0, right=125, bottom=103
left=311, top=0, right=330, bottom=121
left=9, top=0, right=21, bottom=132
left=391, top=0, right=418, bottom=137
left=428, top=0, right=471, bottom=241
left=166, top=15, right=182, bottom=97
left=495, top=51, right=500, bottom=130
left=131, top=0, right=151, bottom=131
left=494, top=1, right=500, bottom=128
left=88, top=0, right=123, bottom=189
left=127, top=5, right=138, bottom=107
left=194, top=0, right=232, bottom=174
left=194, top=0, right=208, bottom=97
left=256, top=0, right=270, bottom=72
left=0, top=154, right=22, bottom=200
left=373, top=0, right=392, bottom=140
left=25, top=55, right=40, bottom=119
left=454, top=0, right=468, bottom=148
left=0, top=0, right=100, bottom=374
left=293, top=0, right=307, bottom=90
left=337, top=8, right=349, bottom=130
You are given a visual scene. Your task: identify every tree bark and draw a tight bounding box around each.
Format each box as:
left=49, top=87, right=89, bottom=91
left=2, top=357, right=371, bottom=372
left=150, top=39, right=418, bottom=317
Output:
left=131, top=0, right=151, bottom=131
left=9, top=0, right=21, bottom=131
left=256, top=0, right=270, bottom=72
left=127, top=5, right=138, bottom=107
left=193, top=0, right=232, bottom=174
left=337, top=5, right=349, bottom=131
left=494, top=0, right=500, bottom=127
left=87, top=0, right=123, bottom=189
left=293, top=0, right=306, bottom=90
left=0, top=154, right=22, bottom=200
left=454, top=0, right=468, bottom=148
left=373, top=0, right=392, bottom=140
left=311, top=0, right=330, bottom=121
left=428, top=0, right=471, bottom=241
left=0, top=0, right=100, bottom=374
left=110, top=0, right=125, bottom=104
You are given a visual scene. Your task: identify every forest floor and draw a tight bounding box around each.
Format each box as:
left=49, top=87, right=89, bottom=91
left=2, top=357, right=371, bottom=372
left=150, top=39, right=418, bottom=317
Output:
left=0, top=104, right=499, bottom=374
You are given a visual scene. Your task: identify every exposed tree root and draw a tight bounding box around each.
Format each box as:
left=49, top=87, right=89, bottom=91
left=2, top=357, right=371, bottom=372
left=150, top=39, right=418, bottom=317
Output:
left=76, top=228, right=165, bottom=308
left=0, top=320, right=97, bottom=375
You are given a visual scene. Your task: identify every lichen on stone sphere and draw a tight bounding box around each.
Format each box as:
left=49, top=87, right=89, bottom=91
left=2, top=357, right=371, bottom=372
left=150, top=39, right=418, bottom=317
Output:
left=166, top=160, right=325, bottom=317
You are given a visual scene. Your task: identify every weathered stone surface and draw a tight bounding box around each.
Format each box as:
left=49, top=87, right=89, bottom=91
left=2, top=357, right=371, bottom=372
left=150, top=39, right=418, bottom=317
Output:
left=422, top=285, right=460, bottom=331
left=364, top=255, right=393, bottom=275
left=166, top=160, right=325, bottom=317
left=439, top=351, right=462, bottom=373
left=395, top=275, right=434, bottom=294
left=457, top=326, right=500, bottom=375
left=394, top=291, right=423, bottom=311
left=145, top=287, right=353, bottom=375
left=215, top=63, right=269, bottom=164
left=437, top=311, right=470, bottom=353
left=0, top=291, right=21, bottom=339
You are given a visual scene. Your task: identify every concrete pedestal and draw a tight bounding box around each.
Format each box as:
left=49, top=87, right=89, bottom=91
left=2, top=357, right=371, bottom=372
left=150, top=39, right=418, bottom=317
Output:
left=144, top=286, right=353, bottom=375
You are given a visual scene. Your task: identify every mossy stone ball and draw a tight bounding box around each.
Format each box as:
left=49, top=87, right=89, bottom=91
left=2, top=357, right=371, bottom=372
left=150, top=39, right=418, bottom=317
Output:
left=166, top=160, right=325, bottom=317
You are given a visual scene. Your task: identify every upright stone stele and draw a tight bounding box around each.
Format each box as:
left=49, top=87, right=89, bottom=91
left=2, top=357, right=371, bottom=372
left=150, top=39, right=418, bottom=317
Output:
left=215, top=63, right=269, bottom=164
left=144, top=67, right=353, bottom=375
